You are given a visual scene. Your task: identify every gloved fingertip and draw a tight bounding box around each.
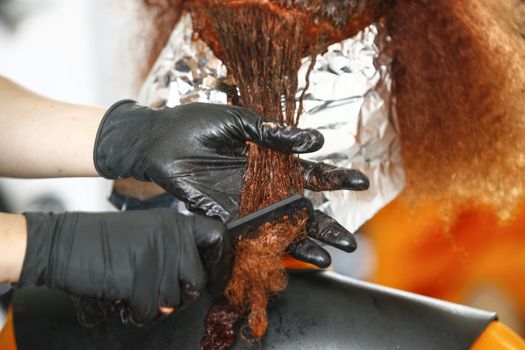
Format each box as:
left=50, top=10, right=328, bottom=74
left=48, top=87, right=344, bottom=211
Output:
left=310, top=254, right=331, bottom=269
left=310, top=210, right=358, bottom=253
left=292, top=129, right=324, bottom=153
left=182, top=285, right=201, bottom=306
left=129, top=307, right=158, bottom=327
left=334, top=236, right=358, bottom=253
left=329, top=169, right=370, bottom=191
left=349, top=172, right=370, bottom=191
left=288, top=239, right=332, bottom=268
left=306, top=251, right=332, bottom=269
left=194, top=217, right=233, bottom=296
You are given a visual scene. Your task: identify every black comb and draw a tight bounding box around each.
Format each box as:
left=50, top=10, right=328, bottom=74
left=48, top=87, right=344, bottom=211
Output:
left=112, top=194, right=315, bottom=323
left=226, top=194, right=314, bottom=240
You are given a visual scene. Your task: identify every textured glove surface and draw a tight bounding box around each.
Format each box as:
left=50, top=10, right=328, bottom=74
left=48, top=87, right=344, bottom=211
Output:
left=18, top=209, right=232, bottom=323
left=94, top=101, right=326, bottom=220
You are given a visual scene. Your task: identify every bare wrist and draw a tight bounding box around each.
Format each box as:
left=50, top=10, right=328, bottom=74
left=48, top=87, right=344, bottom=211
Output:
left=0, top=213, right=27, bottom=284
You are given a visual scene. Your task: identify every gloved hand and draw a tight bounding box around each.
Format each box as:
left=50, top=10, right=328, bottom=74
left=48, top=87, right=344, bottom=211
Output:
left=288, top=160, right=369, bottom=267
left=17, top=209, right=232, bottom=324
left=94, top=101, right=369, bottom=268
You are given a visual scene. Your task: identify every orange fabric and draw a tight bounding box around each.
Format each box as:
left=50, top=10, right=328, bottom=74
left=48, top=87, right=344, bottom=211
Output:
left=282, top=254, right=321, bottom=270
left=472, top=322, right=525, bottom=350
left=365, top=198, right=525, bottom=331
left=0, top=308, right=17, bottom=350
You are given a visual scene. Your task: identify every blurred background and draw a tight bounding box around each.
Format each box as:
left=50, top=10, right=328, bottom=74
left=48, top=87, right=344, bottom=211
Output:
left=0, top=0, right=140, bottom=213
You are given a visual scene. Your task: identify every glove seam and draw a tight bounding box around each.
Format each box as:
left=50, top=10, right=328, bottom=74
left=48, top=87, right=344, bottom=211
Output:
left=16, top=213, right=37, bottom=287
left=93, top=99, right=138, bottom=178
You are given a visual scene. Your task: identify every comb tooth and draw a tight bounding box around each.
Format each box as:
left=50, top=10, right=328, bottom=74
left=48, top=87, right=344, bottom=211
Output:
left=226, top=195, right=314, bottom=240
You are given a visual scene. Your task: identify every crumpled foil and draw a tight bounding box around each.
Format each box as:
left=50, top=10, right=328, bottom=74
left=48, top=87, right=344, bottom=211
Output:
left=139, top=14, right=231, bottom=108
left=139, top=13, right=405, bottom=232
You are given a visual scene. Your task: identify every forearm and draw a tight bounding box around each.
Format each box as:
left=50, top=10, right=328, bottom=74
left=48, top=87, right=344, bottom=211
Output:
left=0, top=76, right=106, bottom=177
left=0, top=213, right=27, bottom=284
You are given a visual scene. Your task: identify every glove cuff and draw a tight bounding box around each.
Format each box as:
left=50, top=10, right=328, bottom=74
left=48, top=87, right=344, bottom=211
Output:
left=93, top=99, right=146, bottom=180
left=17, top=213, right=55, bottom=288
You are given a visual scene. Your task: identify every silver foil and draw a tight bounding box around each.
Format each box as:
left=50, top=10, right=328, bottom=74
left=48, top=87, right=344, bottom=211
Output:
left=139, top=13, right=405, bottom=232
left=139, top=14, right=231, bottom=108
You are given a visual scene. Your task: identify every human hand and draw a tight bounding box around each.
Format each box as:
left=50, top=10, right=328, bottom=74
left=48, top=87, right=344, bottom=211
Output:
left=287, top=160, right=369, bottom=267
left=17, top=209, right=232, bottom=324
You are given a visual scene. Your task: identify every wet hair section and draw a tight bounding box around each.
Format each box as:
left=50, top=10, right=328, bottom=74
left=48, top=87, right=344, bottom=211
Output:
left=189, top=1, right=385, bottom=347
left=193, top=4, right=314, bottom=347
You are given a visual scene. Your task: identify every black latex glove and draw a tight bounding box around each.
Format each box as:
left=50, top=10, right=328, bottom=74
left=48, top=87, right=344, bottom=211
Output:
left=17, top=209, right=232, bottom=324
left=287, top=160, right=369, bottom=267
left=94, top=101, right=369, bottom=268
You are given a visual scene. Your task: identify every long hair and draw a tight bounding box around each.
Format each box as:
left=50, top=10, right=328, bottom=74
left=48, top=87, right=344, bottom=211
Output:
left=140, top=0, right=186, bottom=73
left=387, top=0, right=525, bottom=220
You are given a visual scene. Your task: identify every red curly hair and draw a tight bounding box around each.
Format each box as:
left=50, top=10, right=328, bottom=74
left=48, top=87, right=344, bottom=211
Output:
left=388, top=0, right=525, bottom=220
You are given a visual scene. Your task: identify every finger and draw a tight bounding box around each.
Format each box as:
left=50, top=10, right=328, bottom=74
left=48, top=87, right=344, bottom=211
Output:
left=129, top=286, right=159, bottom=325
left=157, top=277, right=182, bottom=313
left=151, top=211, right=188, bottom=313
left=177, top=216, right=208, bottom=306
left=192, top=216, right=233, bottom=296
left=300, top=160, right=370, bottom=191
left=228, top=107, right=324, bottom=153
left=127, top=213, right=164, bottom=325
left=308, top=210, right=357, bottom=253
left=287, top=237, right=332, bottom=268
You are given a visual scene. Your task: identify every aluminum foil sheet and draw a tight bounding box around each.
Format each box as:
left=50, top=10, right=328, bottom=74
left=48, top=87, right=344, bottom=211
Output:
left=139, top=14, right=232, bottom=109
left=139, top=13, right=405, bottom=232
left=296, top=24, right=405, bottom=232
